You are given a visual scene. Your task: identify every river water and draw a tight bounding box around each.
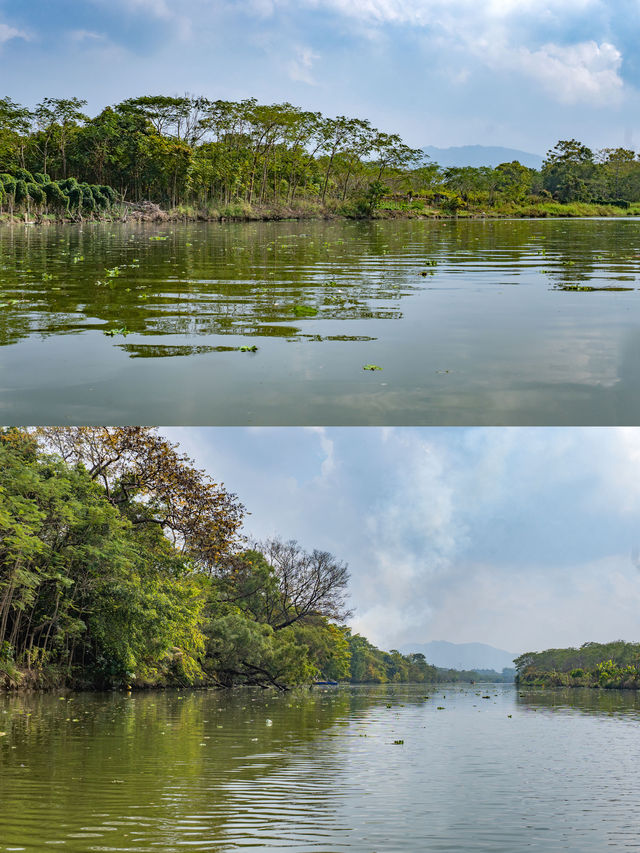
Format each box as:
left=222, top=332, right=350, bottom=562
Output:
left=1, top=684, right=640, bottom=851
left=2, top=218, right=640, bottom=425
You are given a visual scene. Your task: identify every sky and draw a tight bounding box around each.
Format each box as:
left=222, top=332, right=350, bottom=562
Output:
left=1, top=0, right=640, bottom=153
left=163, top=426, right=640, bottom=656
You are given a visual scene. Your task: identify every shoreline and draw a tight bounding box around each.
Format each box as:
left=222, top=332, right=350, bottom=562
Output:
left=2, top=199, right=640, bottom=228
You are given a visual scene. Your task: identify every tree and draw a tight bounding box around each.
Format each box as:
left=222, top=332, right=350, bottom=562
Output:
left=34, top=427, right=245, bottom=570
left=33, top=97, right=87, bottom=178
left=597, top=147, right=637, bottom=199
left=0, top=96, right=32, bottom=169
left=494, top=160, right=534, bottom=202
left=542, top=139, right=596, bottom=202
left=0, top=429, right=206, bottom=688
left=254, top=538, right=351, bottom=629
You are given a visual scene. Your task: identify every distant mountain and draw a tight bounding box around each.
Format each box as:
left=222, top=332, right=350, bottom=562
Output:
left=422, top=145, right=543, bottom=170
left=398, top=640, right=517, bottom=671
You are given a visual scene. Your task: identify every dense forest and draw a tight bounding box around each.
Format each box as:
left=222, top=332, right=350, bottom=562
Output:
left=0, top=427, right=498, bottom=692
left=515, top=641, right=640, bottom=689
left=3, top=94, right=640, bottom=220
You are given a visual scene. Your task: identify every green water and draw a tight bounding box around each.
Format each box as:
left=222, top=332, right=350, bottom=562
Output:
left=2, top=218, right=640, bottom=424
left=1, top=685, right=640, bottom=851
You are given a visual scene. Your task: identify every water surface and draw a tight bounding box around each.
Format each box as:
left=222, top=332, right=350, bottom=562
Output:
left=2, top=684, right=640, bottom=851
left=2, top=219, right=640, bottom=424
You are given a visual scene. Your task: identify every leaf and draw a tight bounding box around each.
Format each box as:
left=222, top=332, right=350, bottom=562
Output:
left=363, top=364, right=382, bottom=371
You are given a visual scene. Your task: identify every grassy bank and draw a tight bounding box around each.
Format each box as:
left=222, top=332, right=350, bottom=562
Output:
left=3, top=198, right=640, bottom=227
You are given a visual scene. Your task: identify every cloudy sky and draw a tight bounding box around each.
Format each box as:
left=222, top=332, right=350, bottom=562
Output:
left=2, top=0, right=640, bottom=153
left=163, top=427, right=640, bottom=656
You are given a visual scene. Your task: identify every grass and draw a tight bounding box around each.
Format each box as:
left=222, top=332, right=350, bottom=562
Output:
left=3, top=197, right=640, bottom=229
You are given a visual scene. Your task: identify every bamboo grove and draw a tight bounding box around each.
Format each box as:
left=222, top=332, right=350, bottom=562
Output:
left=0, top=428, right=442, bottom=690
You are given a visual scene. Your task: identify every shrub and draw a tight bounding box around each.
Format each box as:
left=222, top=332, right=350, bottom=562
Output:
left=13, top=167, right=34, bottom=183
left=27, top=182, right=45, bottom=205
left=43, top=181, right=69, bottom=213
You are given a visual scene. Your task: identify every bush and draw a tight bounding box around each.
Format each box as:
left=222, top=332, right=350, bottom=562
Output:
left=43, top=181, right=69, bottom=213
left=14, top=179, right=28, bottom=206
left=68, top=186, right=83, bottom=211
left=81, top=186, right=96, bottom=213
left=13, top=167, right=34, bottom=183
left=27, top=182, right=45, bottom=205
left=58, top=177, right=79, bottom=192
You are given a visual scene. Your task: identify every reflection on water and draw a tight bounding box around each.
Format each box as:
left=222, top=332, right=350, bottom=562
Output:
left=2, top=218, right=640, bottom=424
left=2, top=684, right=640, bottom=852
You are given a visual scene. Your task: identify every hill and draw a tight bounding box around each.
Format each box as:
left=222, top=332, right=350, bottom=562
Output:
left=398, top=640, right=516, bottom=671
left=422, top=145, right=544, bottom=169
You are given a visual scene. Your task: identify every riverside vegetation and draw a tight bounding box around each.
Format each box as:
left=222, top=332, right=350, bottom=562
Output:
left=2, top=94, right=640, bottom=222
left=0, top=427, right=506, bottom=692
left=515, top=641, right=640, bottom=689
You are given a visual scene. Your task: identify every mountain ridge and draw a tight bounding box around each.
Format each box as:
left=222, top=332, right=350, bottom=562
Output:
left=422, top=145, right=544, bottom=169
left=398, top=640, right=517, bottom=671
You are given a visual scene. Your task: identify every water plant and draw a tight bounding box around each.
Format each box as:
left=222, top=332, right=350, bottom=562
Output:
left=293, top=305, right=318, bottom=317
left=363, top=364, right=382, bottom=371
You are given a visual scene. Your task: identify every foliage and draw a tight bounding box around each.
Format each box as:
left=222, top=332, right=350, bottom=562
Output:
left=5, top=92, right=640, bottom=216
left=35, top=427, right=245, bottom=571
left=0, top=429, right=206, bottom=688
left=0, top=428, right=531, bottom=693
left=515, top=641, right=640, bottom=689
left=0, top=431, right=353, bottom=691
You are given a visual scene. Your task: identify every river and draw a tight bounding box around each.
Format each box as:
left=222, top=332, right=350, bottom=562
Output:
left=1, top=684, right=640, bottom=851
left=2, top=218, right=640, bottom=425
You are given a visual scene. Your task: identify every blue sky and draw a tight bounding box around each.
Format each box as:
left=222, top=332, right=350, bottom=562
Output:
left=2, top=0, right=640, bottom=153
left=163, top=427, right=640, bottom=655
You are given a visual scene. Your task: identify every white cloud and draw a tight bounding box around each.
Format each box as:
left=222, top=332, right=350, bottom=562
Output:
left=287, top=45, right=320, bottom=84
left=252, top=0, right=623, bottom=105
left=92, top=0, right=193, bottom=39
left=70, top=30, right=108, bottom=42
left=0, top=22, right=28, bottom=46
left=502, top=40, right=623, bottom=105
left=285, top=0, right=596, bottom=29
left=161, top=427, right=640, bottom=652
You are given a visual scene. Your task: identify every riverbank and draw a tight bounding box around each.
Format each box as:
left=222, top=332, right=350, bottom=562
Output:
left=514, top=642, right=640, bottom=690
left=3, top=198, right=640, bottom=227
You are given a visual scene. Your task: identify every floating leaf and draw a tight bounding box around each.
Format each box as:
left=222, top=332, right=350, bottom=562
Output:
left=293, top=305, right=318, bottom=317
left=104, top=327, right=130, bottom=337
left=363, top=364, right=382, bottom=371
left=239, top=345, right=258, bottom=352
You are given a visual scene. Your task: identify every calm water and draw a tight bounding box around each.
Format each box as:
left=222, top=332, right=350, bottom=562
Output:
left=2, top=218, right=640, bottom=424
left=2, top=684, right=640, bottom=851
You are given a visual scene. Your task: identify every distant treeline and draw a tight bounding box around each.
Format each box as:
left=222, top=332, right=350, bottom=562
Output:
left=0, top=427, right=510, bottom=692
left=3, top=94, right=640, bottom=219
left=515, top=641, right=640, bottom=689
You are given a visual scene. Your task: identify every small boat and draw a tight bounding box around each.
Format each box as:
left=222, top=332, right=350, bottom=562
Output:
left=314, top=680, right=339, bottom=686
